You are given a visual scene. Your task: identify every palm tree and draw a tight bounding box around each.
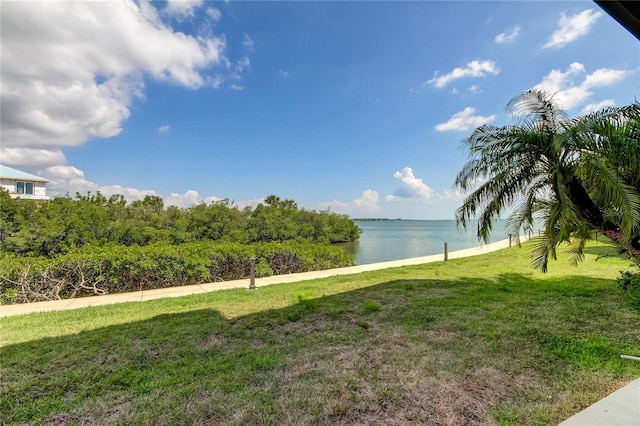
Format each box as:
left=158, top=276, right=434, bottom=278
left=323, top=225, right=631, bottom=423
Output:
left=454, top=90, right=640, bottom=271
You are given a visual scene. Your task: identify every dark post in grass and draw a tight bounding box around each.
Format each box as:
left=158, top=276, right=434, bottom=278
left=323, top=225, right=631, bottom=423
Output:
left=444, top=242, right=448, bottom=261
left=249, top=257, right=256, bottom=290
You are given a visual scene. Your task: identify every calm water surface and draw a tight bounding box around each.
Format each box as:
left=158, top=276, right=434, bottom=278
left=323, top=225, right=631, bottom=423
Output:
left=342, top=220, right=510, bottom=265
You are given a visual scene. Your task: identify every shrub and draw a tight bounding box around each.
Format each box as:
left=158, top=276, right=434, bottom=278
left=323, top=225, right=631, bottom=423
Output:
left=0, top=241, right=354, bottom=304
left=617, top=271, right=640, bottom=308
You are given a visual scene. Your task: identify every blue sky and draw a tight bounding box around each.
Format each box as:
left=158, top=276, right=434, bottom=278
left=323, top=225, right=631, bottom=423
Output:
left=1, top=1, right=638, bottom=219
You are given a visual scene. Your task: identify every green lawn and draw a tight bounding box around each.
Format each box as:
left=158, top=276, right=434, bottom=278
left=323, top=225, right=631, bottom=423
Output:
left=1, top=241, right=639, bottom=425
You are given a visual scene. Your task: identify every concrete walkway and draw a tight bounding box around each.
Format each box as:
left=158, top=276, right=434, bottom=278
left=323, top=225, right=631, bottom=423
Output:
left=559, top=377, right=640, bottom=426
left=0, top=236, right=521, bottom=318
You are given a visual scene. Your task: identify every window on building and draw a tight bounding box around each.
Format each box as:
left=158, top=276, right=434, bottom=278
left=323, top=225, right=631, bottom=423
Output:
left=16, top=181, right=34, bottom=195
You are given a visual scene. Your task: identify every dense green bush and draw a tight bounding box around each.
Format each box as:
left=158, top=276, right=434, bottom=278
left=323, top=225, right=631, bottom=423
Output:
left=0, top=191, right=360, bottom=304
left=0, top=190, right=361, bottom=257
left=617, top=271, right=640, bottom=308
left=0, top=241, right=354, bottom=304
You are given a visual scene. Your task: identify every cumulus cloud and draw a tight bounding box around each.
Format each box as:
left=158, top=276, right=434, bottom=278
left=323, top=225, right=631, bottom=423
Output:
left=165, top=191, right=264, bottom=209
left=495, top=25, right=520, bottom=44
left=43, top=165, right=100, bottom=196
left=1, top=148, right=66, bottom=168
left=165, top=190, right=207, bottom=208
left=158, top=125, right=171, bottom=136
left=440, top=177, right=487, bottom=202
left=533, top=63, right=628, bottom=110
left=580, top=99, right=615, bottom=114
left=0, top=1, right=245, bottom=171
left=386, top=168, right=435, bottom=202
left=319, top=190, right=382, bottom=216
left=43, top=165, right=250, bottom=209
left=435, top=107, right=496, bottom=132
left=439, top=189, right=467, bottom=201
left=164, top=0, right=204, bottom=20
left=426, top=60, right=499, bottom=88
left=353, top=190, right=382, bottom=212
left=43, top=165, right=157, bottom=201
left=543, top=9, right=602, bottom=48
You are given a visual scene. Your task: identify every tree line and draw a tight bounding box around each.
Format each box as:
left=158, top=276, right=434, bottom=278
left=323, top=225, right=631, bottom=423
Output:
left=0, top=191, right=361, bottom=257
left=0, top=192, right=361, bottom=303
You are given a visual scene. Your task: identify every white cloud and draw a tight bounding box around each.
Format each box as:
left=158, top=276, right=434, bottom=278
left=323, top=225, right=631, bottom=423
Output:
left=533, top=63, right=628, bottom=110
left=100, top=185, right=159, bottom=201
left=43, top=165, right=157, bottom=201
left=439, top=177, right=487, bottom=202
left=319, top=190, right=382, bottom=216
left=43, top=165, right=243, bottom=208
left=582, top=68, right=628, bottom=88
left=0, top=1, right=243, bottom=171
left=236, top=198, right=263, bottom=210
left=164, top=0, right=204, bottom=20
left=439, top=189, right=467, bottom=201
left=165, top=190, right=205, bottom=208
left=353, top=189, right=382, bottom=212
left=235, top=57, right=251, bottom=74
left=1, top=148, right=66, bottom=167
left=43, top=165, right=99, bottom=195
left=543, top=9, right=602, bottom=49
left=534, top=62, right=585, bottom=93
left=242, top=33, right=255, bottom=52
left=206, top=7, right=222, bottom=22
left=435, top=107, right=496, bottom=132
left=386, top=167, right=435, bottom=202
left=468, top=85, right=481, bottom=94
left=426, top=60, right=500, bottom=88
left=165, top=191, right=266, bottom=209
left=158, top=125, right=171, bottom=135
left=495, top=25, right=520, bottom=44
left=580, top=99, right=615, bottom=114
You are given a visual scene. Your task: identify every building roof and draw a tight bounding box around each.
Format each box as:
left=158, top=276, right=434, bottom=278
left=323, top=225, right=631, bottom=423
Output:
left=0, top=164, right=50, bottom=183
left=595, top=1, right=640, bottom=40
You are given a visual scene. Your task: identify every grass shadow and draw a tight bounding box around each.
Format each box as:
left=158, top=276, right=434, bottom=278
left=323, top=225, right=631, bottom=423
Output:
left=2, top=272, right=640, bottom=425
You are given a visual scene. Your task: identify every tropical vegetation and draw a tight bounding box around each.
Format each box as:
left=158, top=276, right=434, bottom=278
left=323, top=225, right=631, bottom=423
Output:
left=455, top=90, right=640, bottom=271
left=0, top=191, right=360, bottom=256
left=0, top=191, right=360, bottom=303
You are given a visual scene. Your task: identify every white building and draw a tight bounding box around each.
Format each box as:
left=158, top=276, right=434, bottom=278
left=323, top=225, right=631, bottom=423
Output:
left=0, top=164, right=50, bottom=200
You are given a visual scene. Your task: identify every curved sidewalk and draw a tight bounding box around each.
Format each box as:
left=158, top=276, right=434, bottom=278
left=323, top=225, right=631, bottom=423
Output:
left=0, top=236, right=525, bottom=318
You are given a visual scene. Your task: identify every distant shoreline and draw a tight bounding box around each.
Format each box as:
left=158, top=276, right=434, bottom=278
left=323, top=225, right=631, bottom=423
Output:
left=352, top=218, right=459, bottom=221
left=353, top=218, right=403, bottom=221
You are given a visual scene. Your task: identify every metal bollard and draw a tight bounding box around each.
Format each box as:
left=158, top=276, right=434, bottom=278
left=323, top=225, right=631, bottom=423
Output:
left=444, top=242, right=448, bottom=261
left=249, top=257, right=256, bottom=290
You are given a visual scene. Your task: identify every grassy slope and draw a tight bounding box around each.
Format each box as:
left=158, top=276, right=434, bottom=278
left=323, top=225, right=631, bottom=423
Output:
left=1, top=241, right=639, bottom=425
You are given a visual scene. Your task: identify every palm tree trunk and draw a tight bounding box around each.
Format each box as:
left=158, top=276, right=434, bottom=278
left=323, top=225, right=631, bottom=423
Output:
left=599, top=227, right=640, bottom=264
left=567, top=177, right=605, bottom=227
left=567, top=177, right=640, bottom=263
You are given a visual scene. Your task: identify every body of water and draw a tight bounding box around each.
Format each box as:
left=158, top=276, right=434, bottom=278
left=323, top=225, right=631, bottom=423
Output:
left=341, top=220, right=511, bottom=265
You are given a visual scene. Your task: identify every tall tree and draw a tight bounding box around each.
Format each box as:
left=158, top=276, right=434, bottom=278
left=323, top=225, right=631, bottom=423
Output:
left=454, top=90, right=640, bottom=270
